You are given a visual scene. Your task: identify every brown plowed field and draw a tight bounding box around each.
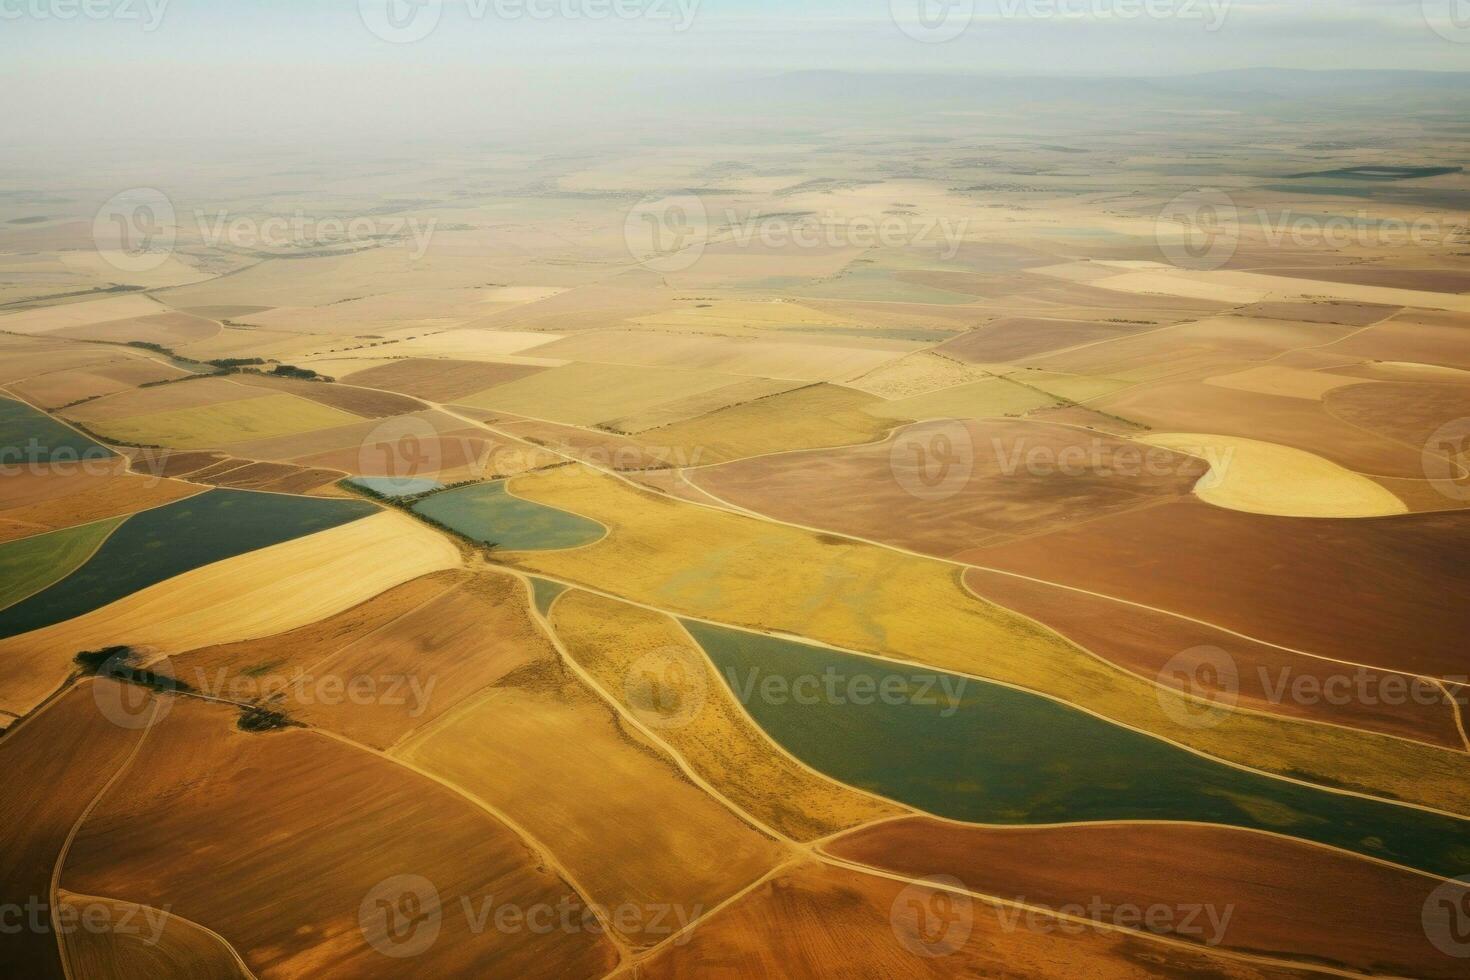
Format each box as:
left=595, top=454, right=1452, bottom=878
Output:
left=827, top=818, right=1467, bottom=980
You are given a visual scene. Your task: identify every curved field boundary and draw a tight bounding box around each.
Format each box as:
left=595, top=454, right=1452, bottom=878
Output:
left=0, top=489, right=377, bottom=640
left=682, top=619, right=1470, bottom=879
left=412, top=480, right=604, bottom=551
left=0, top=517, right=123, bottom=612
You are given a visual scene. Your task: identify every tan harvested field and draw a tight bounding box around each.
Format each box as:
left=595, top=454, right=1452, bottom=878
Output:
left=0, top=471, right=204, bottom=544
left=866, top=376, right=1061, bottom=420
left=496, top=418, right=680, bottom=470
left=80, top=393, right=362, bottom=451
left=181, top=570, right=550, bottom=749
left=459, top=361, right=746, bottom=429
left=638, top=383, right=901, bottom=463
left=59, top=892, right=251, bottom=980
left=1325, top=311, right=1470, bottom=371
left=501, top=465, right=1470, bottom=814
left=963, top=567, right=1464, bottom=748
left=634, top=861, right=1318, bottom=980
left=396, top=654, right=790, bottom=947
left=8, top=359, right=192, bottom=409
left=206, top=407, right=457, bottom=462
left=938, top=317, right=1157, bottom=362
left=826, top=819, right=1468, bottom=980
left=0, top=511, right=461, bottom=717
left=1096, top=381, right=1428, bottom=477
left=845, top=351, right=991, bottom=400
left=62, top=696, right=618, bottom=980
left=1325, top=380, right=1470, bottom=454
left=226, top=372, right=425, bottom=417
left=693, top=420, right=1206, bottom=556
left=1095, top=268, right=1470, bottom=313
left=1236, top=300, right=1399, bottom=327
left=606, top=377, right=804, bottom=434
left=1270, top=265, right=1470, bottom=292
left=48, top=311, right=221, bottom=346
left=0, top=347, right=137, bottom=385
left=1139, top=433, right=1408, bottom=518
left=0, top=294, right=164, bottom=335
left=523, top=330, right=904, bottom=382
left=364, top=328, right=565, bottom=361
left=550, top=589, right=904, bottom=840
left=0, top=681, right=149, bottom=980
left=968, top=500, right=1470, bottom=680
left=64, top=378, right=269, bottom=422
left=298, top=425, right=551, bottom=481
left=1203, top=364, right=1360, bottom=400
left=347, top=357, right=549, bottom=402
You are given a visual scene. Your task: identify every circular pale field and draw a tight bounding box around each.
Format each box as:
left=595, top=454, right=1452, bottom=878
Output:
left=1138, top=432, right=1408, bottom=518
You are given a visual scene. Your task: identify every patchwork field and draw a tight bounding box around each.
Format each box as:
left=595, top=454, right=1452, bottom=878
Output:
left=827, top=819, right=1469, bottom=980
left=0, top=489, right=377, bottom=639
left=692, top=420, right=1207, bottom=556
left=6, top=73, right=1470, bottom=979
left=0, top=510, right=460, bottom=717
left=687, top=620, right=1470, bottom=877
left=63, top=696, right=618, bottom=980
left=635, top=862, right=1318, bottom=980
left=549, top=588, right=904, bottom=840
left=498, top=465, right=1470, bottom=815
left=967, top=501, right=1470, bottom=680
left=395, top=654, right=790, bottom=948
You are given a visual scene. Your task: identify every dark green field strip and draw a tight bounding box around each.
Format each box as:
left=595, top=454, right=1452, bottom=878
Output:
left=0, top=489, right=377, bottom=639
left=685, top=621, right=1470, bottom=879
left=0, top=396, right=112, bottom=465
left=411, top=481, right=603, bottom=551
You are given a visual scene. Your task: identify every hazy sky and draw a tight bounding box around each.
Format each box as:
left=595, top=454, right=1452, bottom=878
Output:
left=3, top=0, right=1469, bottom=148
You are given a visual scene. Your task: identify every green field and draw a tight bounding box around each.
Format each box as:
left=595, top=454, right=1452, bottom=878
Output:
left=686, top=621, right=1470, bottom=878
left=0, top=396, right=113, bottom=465
left=0, top=490, right=377, bottom=639
left=411, top=481, right=603, bottom=551
left=0, top=518, right=123, bottom=611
